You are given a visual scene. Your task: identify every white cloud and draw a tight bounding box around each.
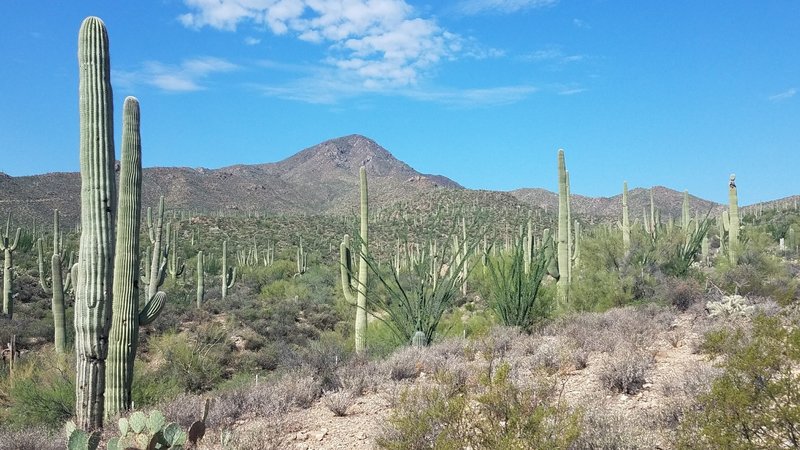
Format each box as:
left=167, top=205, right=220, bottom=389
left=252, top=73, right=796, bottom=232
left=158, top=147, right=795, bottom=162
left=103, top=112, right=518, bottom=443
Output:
left=115, top=57, right=238, bottom=92
left=524, top=47, right=585, bottom=64
left=179, top=0, right=458, bottom=89
left=244, top=36, right=262, bottom=45
left=456, top=0, right=558, bottom=15
left=769, top=88, right=796, bottom=102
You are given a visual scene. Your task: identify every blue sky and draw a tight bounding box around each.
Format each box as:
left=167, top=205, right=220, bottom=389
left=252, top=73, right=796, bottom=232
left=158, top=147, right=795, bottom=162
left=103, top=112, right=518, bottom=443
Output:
left=0, top=1, right=798, bottom=205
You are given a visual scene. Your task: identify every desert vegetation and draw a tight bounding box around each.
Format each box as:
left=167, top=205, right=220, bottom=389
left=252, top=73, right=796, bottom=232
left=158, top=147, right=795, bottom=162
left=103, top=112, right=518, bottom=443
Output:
left=0, top=15, right=798, bottom=450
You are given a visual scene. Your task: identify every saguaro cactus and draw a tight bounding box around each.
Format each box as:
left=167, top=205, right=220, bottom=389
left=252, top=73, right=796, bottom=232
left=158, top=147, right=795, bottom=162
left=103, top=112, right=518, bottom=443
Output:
left=621, top=181, right=631, bottom=253
left=556, top=149, right=569, bottom=306
left=1, top=217, right=20, bottom=319
left=221, top=240, right=236, bottom=299
left=143, top=196, right=167, bottom=299
left=721, top=174, right=740, bottom=264
left=105, top=97, right=167, bottom=419
left=37, top=210, right=72, bottom=353
left=166, top=224, right=184, bottom=280
left=196, top=251, right=205, bottom=308
left=75, top=16, right=116, bottom=430
left=340, top=166, right=369, bottom=353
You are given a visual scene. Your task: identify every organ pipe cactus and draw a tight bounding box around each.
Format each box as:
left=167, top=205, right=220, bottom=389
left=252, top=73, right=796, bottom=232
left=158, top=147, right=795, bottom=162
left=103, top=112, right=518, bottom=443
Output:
left=37, top=210, right=72, bottom=354
left=1, top=216, right=20, bottom=319
left=221, top=240, right=236, bottom=299
left=340, top=166, right=369, bottom=353
left=75, top=16, right=116, bottom=429
left=556, top=149, right=569, bottom=306
left=106, top=97, right=168, bottom=419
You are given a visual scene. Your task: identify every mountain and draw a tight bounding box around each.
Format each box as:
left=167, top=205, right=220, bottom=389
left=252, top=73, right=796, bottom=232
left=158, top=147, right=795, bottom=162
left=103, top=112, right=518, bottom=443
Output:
left=0, top=135, right=461, bottom=227
left=511, top=186, right=722, bottom=222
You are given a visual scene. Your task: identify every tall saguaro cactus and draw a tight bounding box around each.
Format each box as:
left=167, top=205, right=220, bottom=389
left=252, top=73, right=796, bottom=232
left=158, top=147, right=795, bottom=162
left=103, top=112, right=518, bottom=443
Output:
left=340, top=166, right=369, bottom=353
left=37, top=210, right=72, bottom=353
left=196, top=250, right=205, bottom=308
left=722, top=173, right=739, bottom=264
left=556, top=149, right=569, bottom=306
left=1, top=217, right=20, bottom=319
left=621, top=181, right=631, bottom=253
left=221, top=240, right=236, bottom=299
left=75, top=16, right=116, bottom=430
left=105, top=97, right=167, bottom=419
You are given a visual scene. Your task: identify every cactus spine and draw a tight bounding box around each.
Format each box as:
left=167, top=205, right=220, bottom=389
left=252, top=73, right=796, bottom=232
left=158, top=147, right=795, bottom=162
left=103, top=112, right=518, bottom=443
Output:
left=556, top=149, right=569, bottom=306
left=37, top=210, right=72, bottom=353
left=75, top=16, right=116, bottom=429
left=1, top=217, right=20, bottom=319
left=340, top=167, right=369, bottom=353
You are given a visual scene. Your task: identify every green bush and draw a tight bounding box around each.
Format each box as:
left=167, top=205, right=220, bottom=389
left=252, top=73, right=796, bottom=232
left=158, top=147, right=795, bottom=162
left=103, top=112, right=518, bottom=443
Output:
left=677, top=314, right=800, bottom=449
left=2, top=351, right=74, bottom=429
left=378, top=362, right=582, bottom=449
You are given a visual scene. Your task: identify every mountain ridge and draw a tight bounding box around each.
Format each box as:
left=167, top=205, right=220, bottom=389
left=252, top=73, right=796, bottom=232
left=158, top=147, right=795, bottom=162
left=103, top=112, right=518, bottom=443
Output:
left=1, top=134, right=792, bottom=227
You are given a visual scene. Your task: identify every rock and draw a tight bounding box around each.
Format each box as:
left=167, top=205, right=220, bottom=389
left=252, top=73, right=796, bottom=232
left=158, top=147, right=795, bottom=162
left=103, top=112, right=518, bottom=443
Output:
left=357, top=432, right=367, bottom=440
left=295, top=444, right=309, bottom=450
left=315, top=428, right=328, bottom=441
left=296, top=431, right=308, bottom=441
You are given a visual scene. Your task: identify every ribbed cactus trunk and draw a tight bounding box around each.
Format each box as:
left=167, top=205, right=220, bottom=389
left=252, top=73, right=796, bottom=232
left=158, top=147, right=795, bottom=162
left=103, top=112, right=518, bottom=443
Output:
left=621, top=181, right=630, bottom=253
left=1, top=222, right=20, bottom=319
left=727, top=174, right=739, bottom=264
left=75, top=16, right=116, bottom=430
left=339, top=167, right=369, bottom=353
left=196, top=251, right=204, bottom=308
left=556, top=149, right=569, bottom=306
left=105, top=97, right=143, bottom=419
left=37, top=210, right=71, bottom=354
left=146, top=196, right=166, bottom=300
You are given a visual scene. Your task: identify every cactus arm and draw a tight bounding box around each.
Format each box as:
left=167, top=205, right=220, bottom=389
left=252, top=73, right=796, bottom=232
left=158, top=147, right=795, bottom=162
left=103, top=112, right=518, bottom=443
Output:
left=138, top=292, right=166, bottom=326
left=339, top=235, right=356, bottom=304
left=38, top=238, right=53, bottom=294
left=51, top=253, right=67, bottom=354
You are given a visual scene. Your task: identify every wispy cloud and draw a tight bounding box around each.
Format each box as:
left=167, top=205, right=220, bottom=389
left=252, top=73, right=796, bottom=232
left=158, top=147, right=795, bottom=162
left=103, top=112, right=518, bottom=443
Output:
left=572, top=18, right=589, bottom=29
left=243, top=36, right=261, bottom=45
left=456, top=0, right=558, bottom=15
left=523, top=46, right=585, bottom=64
left=115, top=57, right=238, bottom=92
left=178, top=0, right=459, bottom=89
left=769, top=88, right=796, bottom=102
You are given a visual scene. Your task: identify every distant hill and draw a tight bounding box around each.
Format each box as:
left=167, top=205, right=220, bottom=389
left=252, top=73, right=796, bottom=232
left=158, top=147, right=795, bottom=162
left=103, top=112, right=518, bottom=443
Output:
left=511, top=186, right=722, bottom=222
left=0, top=135, right=461, bottom=226
left=2, top=134, right=795, bottom=229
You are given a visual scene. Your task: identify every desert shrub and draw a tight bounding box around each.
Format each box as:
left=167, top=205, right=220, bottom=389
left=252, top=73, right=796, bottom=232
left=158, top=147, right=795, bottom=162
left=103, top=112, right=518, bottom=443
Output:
left=150, top=328, right=226, bottom=393
left=657, top=362, right=721, bottom=428
left=677, top=314, right=800, bottom=449
left=378, top=362, right=582, bottom=449
left=323, top=389, right=356, bottom=416
left=2, top=350, right=74, bottom=429
left=653, top=276, right=704, bottom=311
left=598, top=345, right=653, bottom=394
left=0, top=427, right=63, bottom=450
